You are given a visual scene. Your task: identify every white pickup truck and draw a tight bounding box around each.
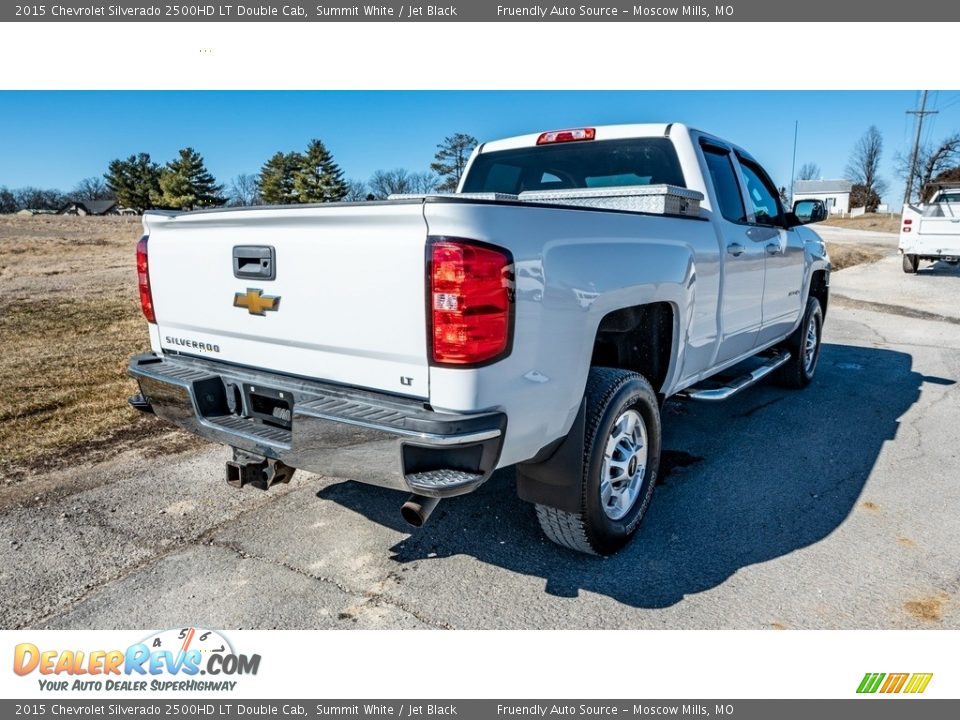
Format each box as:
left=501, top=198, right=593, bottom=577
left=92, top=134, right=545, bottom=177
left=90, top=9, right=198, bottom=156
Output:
left=900, top=182, right=960, bottom=273
left=128, top=123, right=830, bottom=555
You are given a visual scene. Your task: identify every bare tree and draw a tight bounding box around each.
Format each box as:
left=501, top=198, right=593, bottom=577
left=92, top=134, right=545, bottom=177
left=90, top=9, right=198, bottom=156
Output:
left=344, top=179, right=369, bottom=201
left=845, top=126, right=888, bottom=200
left=409, top=171, right=439, bottom=194
left=368, top=168, right=415, bottom=199
left=71, top=176, right=114, bottom=201
left=796, top=162, right=821, bottom=181
left=13, top=187, right=67, bottom=211
left=227, top=173, right=262, bottom=206
left=894, top=133, right=960, bottom=203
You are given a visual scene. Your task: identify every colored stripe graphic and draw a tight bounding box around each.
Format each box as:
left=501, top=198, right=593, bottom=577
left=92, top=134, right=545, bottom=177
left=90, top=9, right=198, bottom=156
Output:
left=904, top=673, right=933, bottom=694
left=857, top=672, right=932, bottom=694
left=880, top=673, right=909, bottom=693
left=857, top=673, right=885, bottom=693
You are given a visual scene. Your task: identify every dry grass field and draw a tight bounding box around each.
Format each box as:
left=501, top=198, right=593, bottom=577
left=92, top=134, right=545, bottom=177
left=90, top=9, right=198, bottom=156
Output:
left=0, top=215, right=889, bottom=483
left=0, top=215, right=196, bottom=482
left=819, top=213, right=902, bottom=234
left=825, top=242, right=887, bottom=271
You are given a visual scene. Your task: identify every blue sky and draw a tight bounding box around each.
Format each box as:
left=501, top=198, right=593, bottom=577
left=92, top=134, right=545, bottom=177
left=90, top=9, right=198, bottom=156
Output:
left=2, top=90, right=960, bottom=205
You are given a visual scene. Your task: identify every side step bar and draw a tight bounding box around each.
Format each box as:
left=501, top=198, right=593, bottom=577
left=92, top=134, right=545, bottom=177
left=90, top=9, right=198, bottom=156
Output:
left=679, top=352, right=791, bottom=402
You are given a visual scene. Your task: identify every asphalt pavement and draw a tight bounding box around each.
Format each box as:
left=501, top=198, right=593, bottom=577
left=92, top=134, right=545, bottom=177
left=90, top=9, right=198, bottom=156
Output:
left=2, top=228, right=958, bottom=630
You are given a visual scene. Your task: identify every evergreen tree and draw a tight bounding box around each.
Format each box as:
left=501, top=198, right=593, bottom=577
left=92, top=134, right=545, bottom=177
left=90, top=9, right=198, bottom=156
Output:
left=850, top=183, right=881, bottom=212
left=259, top=151, right=302, bottom=204
left=925, top=166, right=960, bottom=201
left=104, top=153, right=161, bottom=212
left=153, top=148, right=225, bottom=210
left=293, top=139, right=347, bottom=203
left=0, top=186, right=17, bottom=213
left=431, top=133, right=478, bottom=192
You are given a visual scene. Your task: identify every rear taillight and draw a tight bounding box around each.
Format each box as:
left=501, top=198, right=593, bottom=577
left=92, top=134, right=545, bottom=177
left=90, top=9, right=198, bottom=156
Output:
left=903, top=218, right=912, bottom=232
left=536, top=127, right=596, bottom=145
left=430, top=239, right=513, bottom=366
left=136, top=236, right=156, bottom=323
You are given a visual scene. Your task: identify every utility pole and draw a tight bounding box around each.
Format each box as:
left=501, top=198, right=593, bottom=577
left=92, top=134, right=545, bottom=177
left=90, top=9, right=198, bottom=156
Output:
left=903, top=90, right=938, bottom=206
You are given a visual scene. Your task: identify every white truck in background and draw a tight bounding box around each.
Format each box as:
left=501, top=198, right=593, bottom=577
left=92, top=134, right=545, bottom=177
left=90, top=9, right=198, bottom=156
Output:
left=128, top=123, right=830, bottom=555
left=900, top=182, right=960, bottom=273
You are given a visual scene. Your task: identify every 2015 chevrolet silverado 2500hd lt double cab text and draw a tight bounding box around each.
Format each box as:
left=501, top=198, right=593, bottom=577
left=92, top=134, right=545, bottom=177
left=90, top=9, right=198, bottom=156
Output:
left=128, top=123, right=830, bottom=555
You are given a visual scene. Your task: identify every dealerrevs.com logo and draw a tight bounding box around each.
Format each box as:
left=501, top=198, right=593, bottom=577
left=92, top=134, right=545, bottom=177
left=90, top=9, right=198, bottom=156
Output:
left=857, top=672, right=933, bottom=694
left=13, top=627, right=260, bottom=693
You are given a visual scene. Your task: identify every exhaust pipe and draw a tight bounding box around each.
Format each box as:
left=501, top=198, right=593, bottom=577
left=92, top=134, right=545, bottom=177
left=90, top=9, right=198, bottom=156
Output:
left=401, top=494, right=440, bottom=528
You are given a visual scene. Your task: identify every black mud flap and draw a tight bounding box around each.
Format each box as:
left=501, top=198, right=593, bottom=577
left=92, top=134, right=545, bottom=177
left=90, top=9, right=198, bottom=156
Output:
left=515, top=400, right=586, bottom=514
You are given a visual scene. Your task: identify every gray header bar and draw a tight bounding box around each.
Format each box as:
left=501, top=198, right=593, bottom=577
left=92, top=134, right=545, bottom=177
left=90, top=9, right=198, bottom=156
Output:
left=3, top=700, right=959, bottom=718
left=3, top=0, right=956, bottom=22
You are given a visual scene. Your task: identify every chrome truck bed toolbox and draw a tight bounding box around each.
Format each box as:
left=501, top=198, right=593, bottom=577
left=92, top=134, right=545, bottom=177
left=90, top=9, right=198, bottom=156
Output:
left=519, top=184, right=703, bottom=216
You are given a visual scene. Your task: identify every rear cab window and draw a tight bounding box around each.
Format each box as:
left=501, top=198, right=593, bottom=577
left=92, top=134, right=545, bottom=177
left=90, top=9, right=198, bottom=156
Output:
left=461, top=138, right=686, bottom=194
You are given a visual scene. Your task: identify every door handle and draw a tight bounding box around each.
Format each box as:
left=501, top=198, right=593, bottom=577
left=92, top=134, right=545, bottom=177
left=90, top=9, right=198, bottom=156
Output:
left=233, top=245, right=276, bottom=280
left=765, top=242, right=782, bottom=255
left=727, top=242, right=745, bottom=257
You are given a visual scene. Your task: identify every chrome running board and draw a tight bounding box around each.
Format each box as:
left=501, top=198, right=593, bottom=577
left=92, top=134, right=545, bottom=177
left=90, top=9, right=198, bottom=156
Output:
left=679, top=352, right=791, bottom=402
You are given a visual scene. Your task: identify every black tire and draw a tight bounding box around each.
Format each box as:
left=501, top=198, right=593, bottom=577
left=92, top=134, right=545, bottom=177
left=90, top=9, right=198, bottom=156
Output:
left=902, top=253, right=919, bottom=274
left=775, top=296, right=823, bottom=389
left=535, top=368, right=661, bottom=556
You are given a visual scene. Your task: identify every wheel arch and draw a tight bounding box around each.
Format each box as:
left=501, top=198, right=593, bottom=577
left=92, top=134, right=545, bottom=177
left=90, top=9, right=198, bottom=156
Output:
left=808, top=267, right=829, bottom=318
left=589, top=301, right=678, bottom=399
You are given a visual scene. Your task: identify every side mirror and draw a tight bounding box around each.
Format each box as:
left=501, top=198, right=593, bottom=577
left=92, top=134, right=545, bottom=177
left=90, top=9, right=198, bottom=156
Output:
left=791, top=199, right=827, bottom=225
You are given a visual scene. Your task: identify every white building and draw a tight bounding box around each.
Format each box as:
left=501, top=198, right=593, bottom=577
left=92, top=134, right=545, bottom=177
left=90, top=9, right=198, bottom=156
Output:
left=793, top=179, right=853, bottom=215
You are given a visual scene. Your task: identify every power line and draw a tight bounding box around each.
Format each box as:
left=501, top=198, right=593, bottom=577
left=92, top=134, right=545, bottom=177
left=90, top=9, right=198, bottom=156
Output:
left=904, top=90, right=939, bottom=206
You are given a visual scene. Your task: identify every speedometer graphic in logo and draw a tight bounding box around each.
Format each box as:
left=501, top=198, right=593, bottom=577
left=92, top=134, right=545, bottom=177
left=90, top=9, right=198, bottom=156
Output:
left=141, top=627, right=234, bottom=659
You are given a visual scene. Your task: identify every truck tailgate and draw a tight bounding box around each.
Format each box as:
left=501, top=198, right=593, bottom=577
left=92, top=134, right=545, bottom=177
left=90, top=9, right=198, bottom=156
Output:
left=144, top=202, right=430, bottom=399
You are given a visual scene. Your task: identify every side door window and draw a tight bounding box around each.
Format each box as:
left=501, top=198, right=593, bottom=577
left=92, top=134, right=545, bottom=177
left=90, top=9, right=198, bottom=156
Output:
left=737, top=159, right=784, bottom=226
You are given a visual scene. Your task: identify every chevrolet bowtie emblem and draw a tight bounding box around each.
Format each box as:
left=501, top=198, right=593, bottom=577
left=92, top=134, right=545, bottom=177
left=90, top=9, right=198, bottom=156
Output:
left=233, top=288, right=280, bottom=315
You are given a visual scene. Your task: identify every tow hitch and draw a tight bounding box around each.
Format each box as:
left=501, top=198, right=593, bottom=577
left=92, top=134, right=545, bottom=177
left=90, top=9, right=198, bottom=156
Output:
left=225, top=448, right=296, bottom=490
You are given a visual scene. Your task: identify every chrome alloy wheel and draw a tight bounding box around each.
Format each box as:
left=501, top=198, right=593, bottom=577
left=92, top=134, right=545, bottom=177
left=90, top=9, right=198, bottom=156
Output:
left=600, top=409, right=648, bottom=521
left=803, top=313, right=819, bottom=374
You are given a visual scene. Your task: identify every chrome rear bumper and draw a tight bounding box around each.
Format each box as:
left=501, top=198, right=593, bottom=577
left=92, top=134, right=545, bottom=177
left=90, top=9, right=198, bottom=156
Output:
left=128, top=353, right=505, bottom=497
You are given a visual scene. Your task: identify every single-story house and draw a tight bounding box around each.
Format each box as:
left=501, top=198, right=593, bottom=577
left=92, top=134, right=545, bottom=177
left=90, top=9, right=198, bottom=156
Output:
left=58, top=200, right=120, bottom=216
left=792, top=179, right=853, bottom=215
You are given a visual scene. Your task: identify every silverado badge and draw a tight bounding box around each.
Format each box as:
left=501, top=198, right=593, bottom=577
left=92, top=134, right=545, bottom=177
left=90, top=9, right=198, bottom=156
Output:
left=234, top=288, right=280, bottom=316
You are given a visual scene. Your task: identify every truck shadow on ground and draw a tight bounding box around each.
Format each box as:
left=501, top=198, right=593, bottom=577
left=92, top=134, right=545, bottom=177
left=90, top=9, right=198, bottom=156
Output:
left=317, top=343, right=952, bottom=609
left=917, top=260, right=960, bottom=276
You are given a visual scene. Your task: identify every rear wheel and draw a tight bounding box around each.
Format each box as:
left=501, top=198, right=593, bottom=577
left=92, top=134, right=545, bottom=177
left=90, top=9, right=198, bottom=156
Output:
left=775, top=296, right=823, bottom=389
left=535, top=368, right=661, bottom=556
left=902, top=253, right=919, bottom=274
